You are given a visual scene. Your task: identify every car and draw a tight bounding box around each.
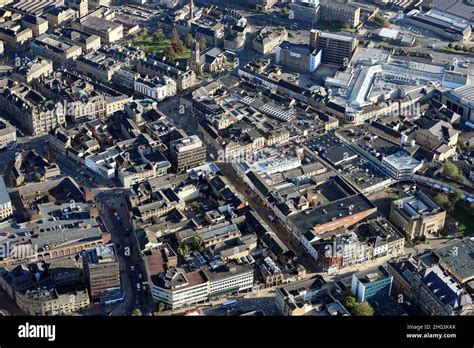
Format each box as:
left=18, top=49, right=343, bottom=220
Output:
left=131, top=266, right=135, bottom=271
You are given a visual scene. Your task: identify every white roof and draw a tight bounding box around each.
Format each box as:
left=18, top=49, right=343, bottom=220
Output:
left=379, top=28, right=399, bottom=40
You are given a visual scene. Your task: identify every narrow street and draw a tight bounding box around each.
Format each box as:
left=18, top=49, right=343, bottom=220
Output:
left=218, top=163, right=319, bottom=273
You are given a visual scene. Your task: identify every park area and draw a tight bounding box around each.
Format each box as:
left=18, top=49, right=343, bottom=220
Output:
left=131, top=29, right=191, bottom=60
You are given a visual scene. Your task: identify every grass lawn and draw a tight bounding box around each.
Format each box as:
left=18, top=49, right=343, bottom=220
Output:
left=131, top=32, right=190, bottom=60
left=452, top=203, right=474, bottom=236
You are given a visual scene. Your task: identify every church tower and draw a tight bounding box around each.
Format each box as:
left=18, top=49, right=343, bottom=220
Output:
left=190, top=40, right=201, bottom=74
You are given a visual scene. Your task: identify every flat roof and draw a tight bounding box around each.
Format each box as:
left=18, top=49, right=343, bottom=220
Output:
left=435, top=239, right=474, bottom=283
left=0, top=176, right=10, bottom=205
left=379, top=28, right=399, bottom=40
left=288, top=192, right=376, bottom=234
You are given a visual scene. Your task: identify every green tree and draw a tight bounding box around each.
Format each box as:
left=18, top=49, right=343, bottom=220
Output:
left=352, top=301, right=375, bottom=316
left=198, top=36, right=207, bottom=51
left=184, top=32, right=193, bottom=48
left=177, top=244, right=190, bottom=256
left=442, top=162, right=460, bottom=178
left=373, top=14, right=387, bottom=27
left=34, top=173, right=42, bottom=182
left=189, top=235, right=204, bottom=252
left=449, top=189, right=464, bottom=204
left=434, top=193, right=452, bottom=212
left=341, top=290, right=357, bottom=311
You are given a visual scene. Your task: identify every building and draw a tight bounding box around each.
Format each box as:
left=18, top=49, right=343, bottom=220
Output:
left=287, top=177, right=377, bottom=239
left=31, top=34, right=82, bottom=65
left=414, top=119, right=459, bottom=161
left=61, top=29, right=101, bottom=53
left=15, top=288, right=90, bottom=316
left=310, top=30, right=358, bottom=67
left=72, top=15, right=123, bottom=44
left=46, top=7, right=77, bottom=28
left=351, top=266, right=393, bottom=303
left=169, top=135, right=207, bottom=173
left=388, top=257, right=473, bottom=316
left=382, top=151, right=422, bottom=180
left=435, top=239, right=474, bottom=284
left=76, top=51, right=123, bottom=82
left=275, top=41, right=322, bottom=73
left=0, top=23, right=33, bottom=46
left=405, top=9, right=471, bottom=42
left=289, top=1, right=320, bottom=24
left=320, top=0, right=360, bottom=27
left=0, top=78, right=66, bottom=135
left=135, top=56, right=196, bottom=91
left=0, top=176, right=12, bottom=220
left=82, top=244, right=121, bottom=302
left=13, top=58, right=53, bottom=83
left=144, top=244, right=254, bottom=309
left=389, top=189, right=446, bottom=240
left=0, top=118, right=16, bottom=150
left=276, top=276, right=350, bottom=316
left=303, top=217, right=405, bottom=272
left=189, top=43, right=227, bottom=75
left=21, top=14, right=49, bottom=37
left=65, top=0, right=88, bottom=18
left=253, top=27, right=288, bottom=54
left=442, top=84, right=474, bottom=122
left=134, top=75, right=177, bottom=101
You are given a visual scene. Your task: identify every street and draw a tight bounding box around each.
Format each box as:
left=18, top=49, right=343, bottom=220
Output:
left=218, top=162, right=319, bottom=273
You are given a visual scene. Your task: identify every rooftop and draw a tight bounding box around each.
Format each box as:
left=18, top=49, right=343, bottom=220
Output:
left=435, top=239, right=474, bottom=283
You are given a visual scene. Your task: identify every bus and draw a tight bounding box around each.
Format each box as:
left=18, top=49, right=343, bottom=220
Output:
left=222, top=299, right=237, bottom=310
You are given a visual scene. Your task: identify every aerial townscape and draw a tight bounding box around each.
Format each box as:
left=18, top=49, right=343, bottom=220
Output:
left=0, top=0, right=474, bottom=321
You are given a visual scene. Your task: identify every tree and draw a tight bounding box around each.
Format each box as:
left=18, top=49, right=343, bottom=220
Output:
left=189, top=235, right=204, bottom=252
left=163, top=46, right=176, bottom=61
left=442, top=162, right=460, bottom=178
left=373, top=14, right=387, bottom=28
left=351, top=301, right=375, bottom=316
left=184, top=32, right=193, bottom=48
left=177, top=244, right=190, bottom=256
left=141, top=28, right=149, bottom=37
left=449, top=189, right=464, bottom=204
left=448, top=43, right=454, bottom=49
left=131, top=308, right=142, bottom=316
left=341, top=290, right=357, bottom=311
left=198, top=36, right=207, bottom=51
left=434, top=193, right=452, bottom=212
left=170, top=27, right=180, bottom=43
left=154, top=30, right=165, bottom=42
left=171, top=39, right=185, bottom=55
left=158, top=302, right=166, bottom=312
left=34, top=173, right=42, bottom=182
